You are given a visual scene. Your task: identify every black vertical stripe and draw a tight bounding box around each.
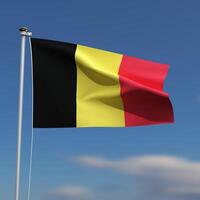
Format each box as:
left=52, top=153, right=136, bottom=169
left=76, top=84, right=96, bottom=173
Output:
left=31, top=38, right=77, bottom=128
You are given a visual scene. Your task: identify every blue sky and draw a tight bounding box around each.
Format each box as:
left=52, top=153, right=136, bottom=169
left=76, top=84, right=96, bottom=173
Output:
left=0, top=0, right=200, bottom=200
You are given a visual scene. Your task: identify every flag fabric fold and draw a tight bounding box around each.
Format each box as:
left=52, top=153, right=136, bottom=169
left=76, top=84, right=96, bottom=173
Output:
left=31, top=38, right=174, bottom=128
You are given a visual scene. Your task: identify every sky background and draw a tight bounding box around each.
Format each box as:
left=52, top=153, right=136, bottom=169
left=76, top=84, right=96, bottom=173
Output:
left=0, top=0, right=200, bottom=200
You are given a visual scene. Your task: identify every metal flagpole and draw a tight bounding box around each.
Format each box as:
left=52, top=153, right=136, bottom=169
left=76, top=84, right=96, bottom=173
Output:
left=15, top=27, right=32, bottom=200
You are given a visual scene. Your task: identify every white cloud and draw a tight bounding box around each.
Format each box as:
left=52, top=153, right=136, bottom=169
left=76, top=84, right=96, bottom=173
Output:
left=72, top=155, right=200, bottom=198
left=72, top=155, right=112, bottom=168
left=50, top=186, right=91, bottom=199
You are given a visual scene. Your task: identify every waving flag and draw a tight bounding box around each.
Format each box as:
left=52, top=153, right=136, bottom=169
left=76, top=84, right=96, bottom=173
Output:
left=31, top=38, right=174, bottom=128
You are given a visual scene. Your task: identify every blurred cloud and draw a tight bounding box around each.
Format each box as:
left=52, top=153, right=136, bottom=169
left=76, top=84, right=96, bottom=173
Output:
left=72, top=155, right=200, bottom=199
left=49, top=185, right=91, bottom=200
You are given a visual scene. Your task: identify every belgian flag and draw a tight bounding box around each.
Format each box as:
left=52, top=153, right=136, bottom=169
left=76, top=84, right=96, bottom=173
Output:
left=31, top=38, right=174, bottom=128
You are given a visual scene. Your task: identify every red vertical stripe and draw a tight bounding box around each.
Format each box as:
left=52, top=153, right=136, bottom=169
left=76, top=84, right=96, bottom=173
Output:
left=119, top=55, right=174, bottom=127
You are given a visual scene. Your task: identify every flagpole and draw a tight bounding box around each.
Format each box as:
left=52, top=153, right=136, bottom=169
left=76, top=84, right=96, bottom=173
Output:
left=15, top=27, right=32, bottom=200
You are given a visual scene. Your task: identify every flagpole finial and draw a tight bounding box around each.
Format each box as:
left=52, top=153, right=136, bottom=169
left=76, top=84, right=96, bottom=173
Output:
left=19, top=27, right=32, bottom=37
left=19, top=27, right=29, bottom=32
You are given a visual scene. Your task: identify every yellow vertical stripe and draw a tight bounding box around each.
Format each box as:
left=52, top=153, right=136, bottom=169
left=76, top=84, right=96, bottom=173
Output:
left=75, top=45, right=124, bottom=127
